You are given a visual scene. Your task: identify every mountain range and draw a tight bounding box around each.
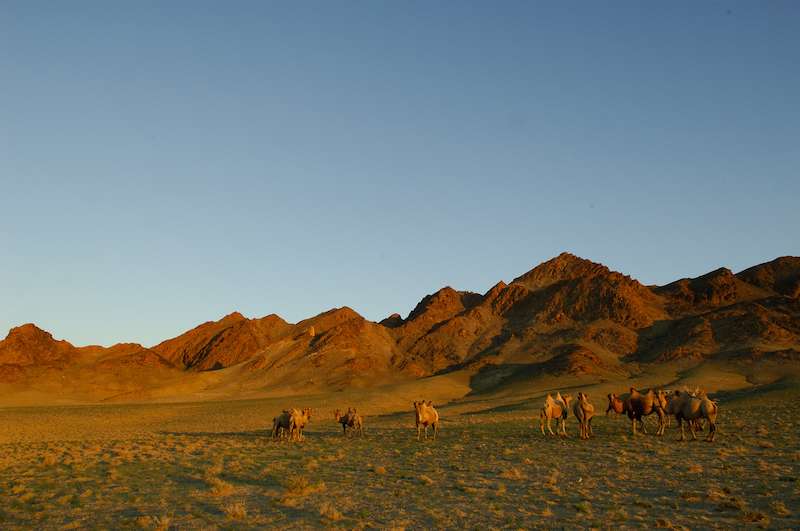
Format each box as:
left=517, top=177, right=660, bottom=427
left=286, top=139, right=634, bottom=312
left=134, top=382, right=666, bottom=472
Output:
left=2, top=253, right=799, bottom=405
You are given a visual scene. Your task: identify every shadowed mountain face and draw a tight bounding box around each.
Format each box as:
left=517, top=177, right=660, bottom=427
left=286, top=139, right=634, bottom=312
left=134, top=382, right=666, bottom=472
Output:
left=1, top=253, right=798, bottom=401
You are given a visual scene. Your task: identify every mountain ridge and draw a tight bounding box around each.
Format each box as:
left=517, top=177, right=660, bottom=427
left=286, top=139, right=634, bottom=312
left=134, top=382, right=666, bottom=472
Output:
left=2, top=253, right=798, bottom=403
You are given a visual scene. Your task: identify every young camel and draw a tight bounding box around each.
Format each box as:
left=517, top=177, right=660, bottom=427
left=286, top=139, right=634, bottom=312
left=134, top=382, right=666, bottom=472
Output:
left=333, top=407, right=365, bottom=437
left=539, top=392, right=572, bottom=436
left=413, top=400, right=440, bottom=441
left=572, top=392, right=595, bottom=440
left=663, top=390, right=718, bottom=442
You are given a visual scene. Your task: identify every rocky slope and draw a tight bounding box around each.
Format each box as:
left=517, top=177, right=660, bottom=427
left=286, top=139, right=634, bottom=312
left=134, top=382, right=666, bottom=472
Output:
left=2, top=253, right=798, bottom=401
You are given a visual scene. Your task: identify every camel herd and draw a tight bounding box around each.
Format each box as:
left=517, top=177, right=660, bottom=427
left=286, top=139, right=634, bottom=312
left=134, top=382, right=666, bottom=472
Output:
left=271, top=387, right=718, bottom=443
left=543, top=387, right=718, bottom=442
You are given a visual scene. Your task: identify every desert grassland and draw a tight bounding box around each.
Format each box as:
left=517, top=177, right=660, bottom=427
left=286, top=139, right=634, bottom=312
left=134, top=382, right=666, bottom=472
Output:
left=1, top=387, right=798, bottom=530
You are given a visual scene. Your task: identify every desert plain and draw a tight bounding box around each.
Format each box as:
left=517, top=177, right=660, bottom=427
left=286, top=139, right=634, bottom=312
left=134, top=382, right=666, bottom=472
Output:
left=2, top=254, right=799, bottom=529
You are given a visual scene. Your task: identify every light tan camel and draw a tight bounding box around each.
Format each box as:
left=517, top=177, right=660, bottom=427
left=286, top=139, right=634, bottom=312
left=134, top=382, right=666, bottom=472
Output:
left=289, top=408, right=313, bottom=441
left=539, top=392, right=572, bottom=436
left=413, top=400, right=440, bottom=440
left=572, top=392, right=595, bottom=440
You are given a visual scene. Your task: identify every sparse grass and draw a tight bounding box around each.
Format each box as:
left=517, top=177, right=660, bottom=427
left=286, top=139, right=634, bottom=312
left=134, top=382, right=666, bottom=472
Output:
left=223, top=500, right=247, bottom=520
left=152, top=515, right=172, bottom=531
left=207, top=476, right=235, bottom=497
left=0, top=386, right=799, bottom=528
left=499, top=467, right=525, bottom=480
left=319, top=501, right=343, bottom=521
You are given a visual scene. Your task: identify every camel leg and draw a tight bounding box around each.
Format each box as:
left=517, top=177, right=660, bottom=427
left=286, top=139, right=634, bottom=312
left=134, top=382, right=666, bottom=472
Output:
left=678, top=418, right=685, bottom=441
left=640, top=417, right=648, bottom=435
left=417, top=424, right=422, bottom=441
left=631, top=417, right=637, bottom=436
left=688, top=420, right=697, bottom=441
left=546, top=417, right=554, bottom=436
left=540, top=414, right=545, bottom=436
left=706, top=420, right=715, bottom=442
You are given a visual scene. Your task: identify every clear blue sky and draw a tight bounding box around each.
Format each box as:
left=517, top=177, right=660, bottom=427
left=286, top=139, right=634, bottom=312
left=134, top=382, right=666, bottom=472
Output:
left=1, top=1, right=798, bottom=347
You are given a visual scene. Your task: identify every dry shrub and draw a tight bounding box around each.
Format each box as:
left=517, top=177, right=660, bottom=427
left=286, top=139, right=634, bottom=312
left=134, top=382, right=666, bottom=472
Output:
left=223, top=501, right=247, bottom=520
left=771, top=500, right=791, bottom=516
left=680, top=491, right=701, bottom=503
left=686, top=463, right=703, bottom=474
left=545, top=468, right=561, bottom=495
left=55, top=494, right=72, bottom=506
left=499, top=467, right=525, bottom=480
left=208, top=477, right=235, bottom=497
left=152, top=515, right=172, bottom=531
left=319, top=501, right=343, bottom=521
left=419, top=474, right=434, bottom=485
left=574, top=501, right=592, bottom=515
left=206, top=461, right=224, bottom=477
left=284, top=476, right=326, bottom=497
left=741, top=511, right=769, bottom=525
left=607, top=507, right=627, bottom=521
left=373, top=465, right=387, bottom=475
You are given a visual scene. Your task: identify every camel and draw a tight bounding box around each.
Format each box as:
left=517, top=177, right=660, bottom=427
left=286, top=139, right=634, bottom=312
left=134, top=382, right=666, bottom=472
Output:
left=539, top=392, right=572, bottom=436
left=663, top=390, right=718, bottom=442
left=606, top=393, right=630, bottom=416
left=289, top=408, right=313, bottom=441
left=413, top=400, right=440, bottom=440
left=572, top=392, right=595, bottom=439
left=271, top=409, right=293, bottom=440
left=626, top=387, right=667, bottom=436
left=333, top=407, right=364, bottom=437
left=607, top=391, right=652, bottom=433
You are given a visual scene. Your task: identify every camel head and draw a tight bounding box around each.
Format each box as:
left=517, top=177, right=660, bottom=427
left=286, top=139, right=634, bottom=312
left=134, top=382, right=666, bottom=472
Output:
left=333, top=409, right=341, bottom=421
left=606, top=393, right=623, bottom=415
